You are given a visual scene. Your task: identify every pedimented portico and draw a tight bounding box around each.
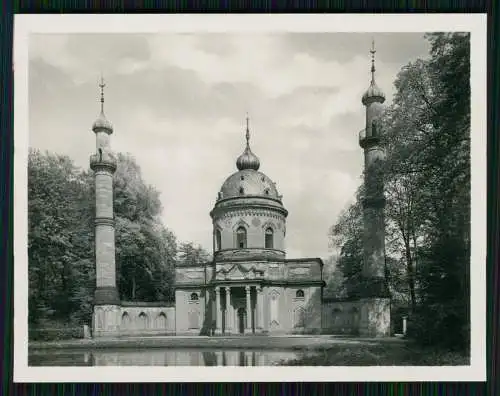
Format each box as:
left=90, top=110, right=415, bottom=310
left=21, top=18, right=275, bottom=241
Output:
left=212, top=263, right=265, bottom=334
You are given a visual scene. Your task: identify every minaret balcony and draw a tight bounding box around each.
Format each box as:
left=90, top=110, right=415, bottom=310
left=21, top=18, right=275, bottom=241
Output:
left=90, top=153, right=117, bottom=172
left=359, top=129, right=381, bottom=149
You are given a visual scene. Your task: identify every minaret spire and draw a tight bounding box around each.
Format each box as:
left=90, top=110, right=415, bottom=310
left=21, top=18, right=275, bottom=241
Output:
left=370, top=39, right=376, bottom=84
left=99, top=74, right=106, bottom=113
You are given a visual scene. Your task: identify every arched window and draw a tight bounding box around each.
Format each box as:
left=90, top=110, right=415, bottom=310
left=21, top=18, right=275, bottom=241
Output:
left=138, top=312, right=148, bottom=330
left=296, top=289, right=305, bottom=298
left=236, top=226, right=247, bottom=248
left=190, top=292, right=199, bottom=301
left=121, top=312, right=131, bottom=330
left=156, top=312, right=167, bottom=329
left=265, top=227, right=274, bottom=248
left=239, top=187, right=245, bottom=195
left=215, top=229, right=222, bottom=251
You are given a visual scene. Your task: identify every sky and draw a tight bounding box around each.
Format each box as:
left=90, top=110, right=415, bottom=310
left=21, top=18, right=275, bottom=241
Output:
left=28, top=32, right=431, bottom=260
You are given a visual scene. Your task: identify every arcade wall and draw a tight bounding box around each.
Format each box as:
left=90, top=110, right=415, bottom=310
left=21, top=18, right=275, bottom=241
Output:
left=119, top=303, right=175, bottom=336
left=321, top=300, right=360, bottom=335
left=98, top=299, right=359, bottom=337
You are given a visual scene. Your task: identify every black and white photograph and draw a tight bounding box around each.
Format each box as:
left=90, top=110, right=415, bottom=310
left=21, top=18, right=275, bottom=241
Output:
left=14, top=14, right=486, bottom=382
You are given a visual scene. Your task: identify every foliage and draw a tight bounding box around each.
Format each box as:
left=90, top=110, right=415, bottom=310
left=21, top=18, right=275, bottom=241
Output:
left=177, top=242, right=212, bottom=266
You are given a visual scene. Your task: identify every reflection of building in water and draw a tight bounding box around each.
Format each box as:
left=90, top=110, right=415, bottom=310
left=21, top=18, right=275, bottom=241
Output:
left=85, top=349, right=295, bottom=366
left=90, top=43, right=390, bottom=338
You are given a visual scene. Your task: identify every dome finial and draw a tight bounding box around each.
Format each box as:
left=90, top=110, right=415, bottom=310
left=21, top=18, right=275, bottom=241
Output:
left=246, top=112, right=250, bottom=146
left=236, top=113, right=260, bottom=171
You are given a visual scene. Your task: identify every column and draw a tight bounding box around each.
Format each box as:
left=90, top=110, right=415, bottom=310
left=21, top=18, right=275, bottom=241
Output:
left=256, top=285, right=264, bottom=331
left=245, top=285, right=252, bottom=332
left=225, top=287, right=232, bottom=333
left=215, top=287, right=222, bottom=334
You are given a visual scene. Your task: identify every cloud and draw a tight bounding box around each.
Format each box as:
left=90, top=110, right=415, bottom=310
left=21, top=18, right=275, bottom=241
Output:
left=277, top=32, right=430, bottom=64
left=28, top=32, right=430, bottom=259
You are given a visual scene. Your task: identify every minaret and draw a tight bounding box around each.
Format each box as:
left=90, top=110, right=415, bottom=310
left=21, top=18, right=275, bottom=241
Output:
left=89, top=76, right=120, bottom=337
left=358, top=41, right=391, bottom=337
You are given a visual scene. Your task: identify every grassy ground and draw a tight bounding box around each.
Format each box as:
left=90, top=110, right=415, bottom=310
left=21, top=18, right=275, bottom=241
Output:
left=279, top=342, right=470, bottom=366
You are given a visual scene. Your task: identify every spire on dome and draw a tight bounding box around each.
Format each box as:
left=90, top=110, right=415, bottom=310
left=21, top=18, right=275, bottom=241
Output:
left=362, top=39, right=386, bottom=106
left=99, top=74, right=105, bottom=113
left=92, top=74, right=113, bottom=133
left=245, top=112, right=250, bottom=146
left=236, top=113, right=260, bottom=171
left=370, top=39, right=376, bottom=84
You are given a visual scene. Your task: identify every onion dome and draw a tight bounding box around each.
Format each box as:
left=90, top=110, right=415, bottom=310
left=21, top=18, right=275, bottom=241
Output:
left=92, top=110, right=113, bottom=133
left=92, top=77, right=113, bottom=133
left=236, top=115, right=260, bottom=171
left=362, top=40, right=386, bottom=106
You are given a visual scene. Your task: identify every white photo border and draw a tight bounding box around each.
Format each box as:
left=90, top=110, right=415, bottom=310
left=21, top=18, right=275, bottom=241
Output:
left=13, top=13, right=487, bottom=382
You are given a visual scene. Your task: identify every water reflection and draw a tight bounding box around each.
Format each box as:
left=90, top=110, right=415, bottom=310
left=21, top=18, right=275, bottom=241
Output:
left=28, top=349, right=299, bottom=366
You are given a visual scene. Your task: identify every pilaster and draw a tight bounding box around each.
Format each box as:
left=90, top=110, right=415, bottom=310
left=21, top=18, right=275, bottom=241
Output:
left=256, top=285, right=264, bottom=331
left=225, top=287, right=232, bottom=334
left=245, top=285, right=252, bottom=332
left=215, top=287, right=222, bottom=335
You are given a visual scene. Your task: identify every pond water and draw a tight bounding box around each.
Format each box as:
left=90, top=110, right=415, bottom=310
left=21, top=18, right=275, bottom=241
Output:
left=28, top=348, right=303, bottom=366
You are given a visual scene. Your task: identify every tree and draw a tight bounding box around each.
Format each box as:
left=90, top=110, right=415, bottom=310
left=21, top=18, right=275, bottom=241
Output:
left=28, top=150, right=94, bottom=326
left=177, top=242, right=212, bottom=266
left=328, top=188, right=364, bottom=298
left=113, top=153, right=177, bottom=302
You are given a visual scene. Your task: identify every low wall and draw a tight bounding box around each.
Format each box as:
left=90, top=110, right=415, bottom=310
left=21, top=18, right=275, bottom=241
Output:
left=119, top=302, right=175, bottom=336
left=321, top=300, right=360, bottom=335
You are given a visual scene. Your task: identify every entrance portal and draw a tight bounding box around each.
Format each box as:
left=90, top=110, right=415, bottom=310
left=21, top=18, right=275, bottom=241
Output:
left=237, top=308, right=246, bottom=334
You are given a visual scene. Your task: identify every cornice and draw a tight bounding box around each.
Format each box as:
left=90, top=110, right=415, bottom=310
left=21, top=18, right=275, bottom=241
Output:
left=211, top=206, right=287, bottom=221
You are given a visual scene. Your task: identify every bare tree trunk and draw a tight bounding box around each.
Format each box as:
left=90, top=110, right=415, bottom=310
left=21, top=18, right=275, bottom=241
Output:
left=404, top=238, right=417, bottom=313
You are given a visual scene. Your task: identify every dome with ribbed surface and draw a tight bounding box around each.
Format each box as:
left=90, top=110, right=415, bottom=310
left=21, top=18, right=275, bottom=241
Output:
left=236, top=144, right=260, bottom=171
left=92, top=111, right=113, bottom=133
left=220, top=169, right=279, bottom=200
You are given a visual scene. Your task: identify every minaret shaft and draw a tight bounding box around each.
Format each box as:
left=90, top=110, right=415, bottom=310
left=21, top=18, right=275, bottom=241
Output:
left=90, top=77, right=120, bottom=337
left=358, top=41, right=391, bottom=337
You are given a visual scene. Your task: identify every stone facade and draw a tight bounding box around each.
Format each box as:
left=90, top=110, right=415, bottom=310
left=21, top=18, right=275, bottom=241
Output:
left=174, top=259, right=324, bottom=335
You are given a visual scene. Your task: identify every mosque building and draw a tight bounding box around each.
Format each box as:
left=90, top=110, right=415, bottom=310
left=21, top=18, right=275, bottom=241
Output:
left=90, top=44, right=391, bottom=338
